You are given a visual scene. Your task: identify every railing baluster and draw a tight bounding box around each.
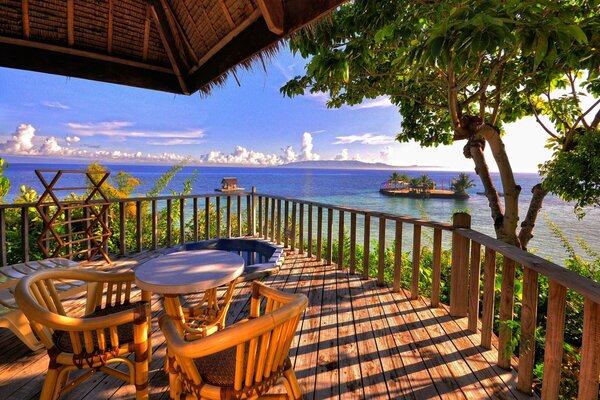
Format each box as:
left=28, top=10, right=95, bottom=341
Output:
left=517, top=266, right=539, bottom=394
left=258, top=196, right=263, bottom=237
left=236, top=195, right=242, bottom=237
left=326, top=208, right=333, bottom=265
left=393, top=220, right=402, bottom=292
left=291, top=202, right=296, bottom=251
left=136, top=200, right=142, bottom=252
left=21, top=206, right=29, bottom=262
left=284, top=200, right=289, bottom=247
left=337, top=210, right=344, bottom=269
left=166, top=199, right=172, bottom=247
left=179, top=198, right=185, bottom=244
left=205, top=197, right=210, bottom=240
left=307, top=204, right=313, bottom=257
left=152, top=200, right=158, bottom=249
left=468, top=241, right=482, bottom=332
left=411, top=225, right=421, bottom=299
left=430, top=228, right=442, bottom=305
left=226, top=196, right=231, bottom=238
left=362, top=213, right=370, bottom=279
left=498, top=256, right=516, bottom=370
left=0, top=208, right=6, bottom=267
left=480, top=247, right=496, bottom=349
left=83, top=207, right=90, bottom=259
left=298, top=203, right=304, bottom=254
left=276, top=199, right=282, bottom=245
left=316, top=207, right=323, bottom=260
left=541, top=280, right=567, bottom=399
left=578, top=299, right=600, bottom=399
left=378, top=217, right=386, bottom=286
left=246, top=194, right=251, bottom=236
left=270, top=198, right=275, bottom=242
left=119, top=201, right=127, bottom=256
left=193, top=197, right=198, bottom=242
left=216, top=196, right=221, bottom=238
left=350, top=212, right=356, bottom=274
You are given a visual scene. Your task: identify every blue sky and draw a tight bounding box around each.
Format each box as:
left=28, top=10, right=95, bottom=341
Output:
left=0, top=47, right=552, bottom=171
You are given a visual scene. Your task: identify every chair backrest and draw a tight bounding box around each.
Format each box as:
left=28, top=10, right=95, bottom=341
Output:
left=15, top=268, right=138, bottom=354
left=161, top=281, right=308, bottom=397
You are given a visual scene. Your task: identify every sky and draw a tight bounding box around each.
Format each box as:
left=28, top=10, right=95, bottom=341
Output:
left=0, top=47, right=556, bottom=172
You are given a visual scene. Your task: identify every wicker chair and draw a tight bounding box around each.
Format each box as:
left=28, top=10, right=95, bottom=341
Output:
left=178, top=279, right=239, bottom=340
left=15, top=269, right=152, bottom=400
left=160, top=281, right=308, bottom=400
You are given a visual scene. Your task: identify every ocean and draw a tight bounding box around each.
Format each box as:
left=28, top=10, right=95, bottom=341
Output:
left=3, top=162, right=599, bottom=265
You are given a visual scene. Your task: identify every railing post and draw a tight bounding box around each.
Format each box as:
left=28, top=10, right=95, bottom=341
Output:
left=119, top=202, right=126, bottom=256
left=450, top=212, right=471, bottom=317
left=0, top=208, right=6, bottom=267
left=250, top=187, right=256, bottom=236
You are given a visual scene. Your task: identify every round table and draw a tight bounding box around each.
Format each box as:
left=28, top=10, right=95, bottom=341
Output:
left=135, top=249, right=245, bottom=336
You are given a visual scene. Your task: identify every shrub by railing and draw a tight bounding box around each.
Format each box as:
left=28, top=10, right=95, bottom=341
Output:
left=0, top=190, right=598, bottom=399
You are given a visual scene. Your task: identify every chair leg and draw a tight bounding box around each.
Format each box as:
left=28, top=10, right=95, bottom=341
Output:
left=169, top=372, right=183, bottom=400
left=0, top=311, right=43, bottom=351
left=282, top=367, right=302, bottom=400
left=134, top=310, right=149, bottom=400
left=40, top=367, right=60, bottom=400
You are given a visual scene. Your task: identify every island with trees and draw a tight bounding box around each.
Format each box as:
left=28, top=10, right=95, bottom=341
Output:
left=380, top=172, right=475, bottom=199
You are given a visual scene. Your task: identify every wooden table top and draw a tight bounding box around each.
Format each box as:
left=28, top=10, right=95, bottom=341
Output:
left=134, top=250, right=244, bottom=294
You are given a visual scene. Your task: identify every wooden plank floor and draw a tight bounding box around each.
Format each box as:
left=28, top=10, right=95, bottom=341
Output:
left=0, top=250, right=536, bottom=399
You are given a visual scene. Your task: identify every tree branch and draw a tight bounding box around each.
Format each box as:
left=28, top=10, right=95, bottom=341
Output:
left=489, top=65, right=504, bottom=125
left=527, top=96, right=558, bottom=139
left=447, top=56, right=462, bottom=130
left=463, top=58, right=505, bottom=106
left=456, top=53, right=484, bottom=90
left=545, top=85, right=569, bottom=132
left=518, top=183, right=548, bottom=250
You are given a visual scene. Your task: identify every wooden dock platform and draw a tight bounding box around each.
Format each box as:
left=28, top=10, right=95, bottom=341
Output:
left=0, top=250, right=534, bottom=399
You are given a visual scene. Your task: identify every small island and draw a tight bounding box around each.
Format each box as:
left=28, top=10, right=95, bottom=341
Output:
left=379, top=172, right=475, bottom=199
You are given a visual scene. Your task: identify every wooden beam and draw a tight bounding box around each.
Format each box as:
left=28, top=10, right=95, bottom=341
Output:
left=256, top=0, right=284, bottom=34
left=219, top=0, right=235, bottom=29
left=67, top=0, right=74, bottom=46
left=149, top=0, right=190, bottom=94
left=0, top=39, right=181, bottom=93
left=21, top=0, right=30, bottom=38
left=107, top=0, right=114, bottom=54
left=143, top=5, right=151, bottom=61
left=189, top=0, right=345, bottom=92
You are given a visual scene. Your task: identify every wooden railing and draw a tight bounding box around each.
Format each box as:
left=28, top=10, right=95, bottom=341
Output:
left=0, top=190, right=599, bottom=398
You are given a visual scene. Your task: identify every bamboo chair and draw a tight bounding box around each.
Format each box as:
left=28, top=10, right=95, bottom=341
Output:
left=178, top=279, right=238, bottom=339
left=160, top=281, right=308, bottom=400
left=15, top=269, right=152, bottom=400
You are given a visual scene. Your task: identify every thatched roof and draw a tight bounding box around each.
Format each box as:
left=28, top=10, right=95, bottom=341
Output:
left=0, top=0, right=343, bottom=94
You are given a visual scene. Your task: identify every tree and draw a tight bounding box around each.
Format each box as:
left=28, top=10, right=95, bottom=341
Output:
left=0, top=159, right=10, bottom=203
left=388, top=171, right=402, bottom=188
left=281, top=0, right=599, bottom=248
left=419, top=174, right=434, bottom=191
left=451, top=173, right=476, bottom=195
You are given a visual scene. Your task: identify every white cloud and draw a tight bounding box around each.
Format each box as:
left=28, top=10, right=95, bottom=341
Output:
left=301, top=132, right=320, bottom=160
left=66, top=121, right=205, bottom=139
left=281, top=146, right=297, bottom=163
left=355, top=96, right=394, bottom=109
left=147, top=139, right=203, bottom=145
left=333, top=133, right=396, bottom=145
left=0, top=124, right=188, bottom=163
left=42, top=101, right=70, bottom=110
left=0, top=124, right=36, bottom=154
left=335, top=148, right=350, bottom=161
left=66, top=135, right=80, bottom=145
left=198, top=146, right=284, bottom=166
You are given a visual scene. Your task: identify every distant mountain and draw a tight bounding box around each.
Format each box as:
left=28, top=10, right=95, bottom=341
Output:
left=280, top=160, right=436, bottom=170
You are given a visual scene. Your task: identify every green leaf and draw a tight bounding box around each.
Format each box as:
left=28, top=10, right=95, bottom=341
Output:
left=533, top=33, right=548, bottom=70
left=564, top=25, right=588, bottom=44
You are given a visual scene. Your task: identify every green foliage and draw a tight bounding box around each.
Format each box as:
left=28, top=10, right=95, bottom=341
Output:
left=451, top=173, right=476, bottom=194
left=0, top=159, right=10, bottom=203
left=540, top=128, right=600, bottom=217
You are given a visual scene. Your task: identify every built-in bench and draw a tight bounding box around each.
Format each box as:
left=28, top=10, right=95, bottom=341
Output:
left=0, top=258, right=82, bottom=350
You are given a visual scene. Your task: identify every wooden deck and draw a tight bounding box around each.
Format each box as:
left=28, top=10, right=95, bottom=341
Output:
left=0, top=250, right=535, bottom=399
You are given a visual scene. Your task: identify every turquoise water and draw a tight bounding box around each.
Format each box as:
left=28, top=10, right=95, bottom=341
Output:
left=4, top=162, right=599, bottom=265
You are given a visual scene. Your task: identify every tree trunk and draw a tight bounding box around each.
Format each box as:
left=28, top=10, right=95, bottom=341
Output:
left=519, top=183, right=548, bottom=250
